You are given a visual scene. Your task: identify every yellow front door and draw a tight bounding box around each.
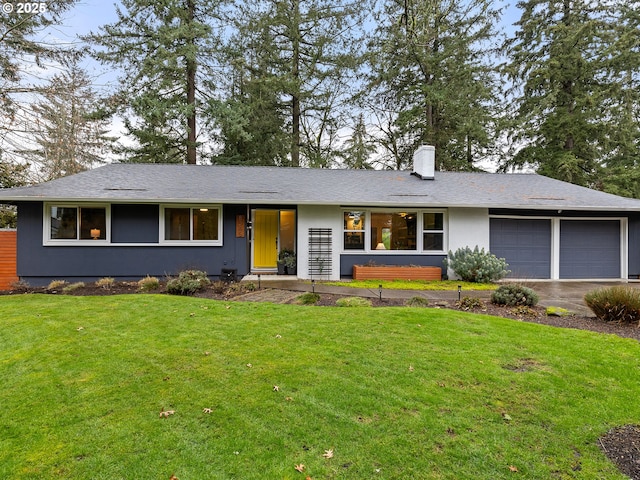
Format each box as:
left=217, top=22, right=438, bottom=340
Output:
left=253, top=210, right=279, bottom=269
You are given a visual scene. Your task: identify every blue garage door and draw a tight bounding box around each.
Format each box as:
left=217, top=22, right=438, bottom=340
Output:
left=490, top=218, right=551, bottom=279
left=560, top=220, right=620, bottom=279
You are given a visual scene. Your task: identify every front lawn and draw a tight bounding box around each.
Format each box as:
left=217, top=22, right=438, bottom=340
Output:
left=0, top=295, right=637, bottom=479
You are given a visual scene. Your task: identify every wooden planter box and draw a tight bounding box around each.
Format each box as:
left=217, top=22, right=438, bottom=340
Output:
left=352, top=265, right=441, bottom=281
left=0, top=230, right=18, bottom=290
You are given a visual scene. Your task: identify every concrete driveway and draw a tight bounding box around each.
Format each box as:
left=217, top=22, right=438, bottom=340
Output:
left=527, top=281, right=640, bottom=316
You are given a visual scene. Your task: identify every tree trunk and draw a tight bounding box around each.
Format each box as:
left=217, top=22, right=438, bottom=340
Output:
left=290, top=0, right=301, bottom=167
left=186, top=0, right=197, bottom=165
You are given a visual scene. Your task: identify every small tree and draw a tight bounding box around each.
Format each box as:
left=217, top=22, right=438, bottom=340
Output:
left=443, top=246, right=510, bottom=283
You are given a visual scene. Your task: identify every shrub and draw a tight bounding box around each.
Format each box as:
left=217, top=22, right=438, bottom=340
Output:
left=405, top=296, right=429, bottom=307
left=584, top=285, right=640, bottom=324
left=62, top=282, right=85, bottom=294
left=166, top=270, right=211, bottom=296
left=47, top=280, right=67, bottom=290
left=96, top=277, right=114, bottom=290
left=211, top=280, right=228, bottom=294
left=295, top=292, right=321, bottom=305
left=138, top=276, right=160, bottom=292
left=336, top=297, right=372, bottom=307
left=443, top=246, right=510, bottom=283
left=457, top=296, right=485, bottom=311
left=509, top=305, right=538, bottom=317
left=491, top=284, right=539, bottom=307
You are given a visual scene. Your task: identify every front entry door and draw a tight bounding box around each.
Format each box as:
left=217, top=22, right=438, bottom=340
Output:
left=253, top=210, right=279, bottom=269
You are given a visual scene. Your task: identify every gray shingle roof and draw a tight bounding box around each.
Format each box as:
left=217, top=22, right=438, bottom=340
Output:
left=2, top=163, right=640, bottom=211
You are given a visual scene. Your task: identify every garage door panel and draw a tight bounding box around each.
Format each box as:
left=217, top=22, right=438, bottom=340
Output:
left=560, top=220, right=620, bottom=279
left=490, top=218, right=551, bottom=279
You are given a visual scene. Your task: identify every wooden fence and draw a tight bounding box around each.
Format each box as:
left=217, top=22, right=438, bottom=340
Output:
left=0, top=230, right=18, bottom=290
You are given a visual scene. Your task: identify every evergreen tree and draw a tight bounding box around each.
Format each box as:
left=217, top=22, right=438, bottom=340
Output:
left=0, top=0, right=77, bottom=186
left=502, top=0, right=640, bottom=192
left=19, top=60, right=113, bottom=181
left=0, top=0, right=76, bottom=116
left=86, top=0, right=224, bottom=164
left=210, top=23, right=289, bottom=165
left=364, top=0, right=503, bottom=171
left=340, top=114, right=375, bottom=169
left=220, top=0, right=367, bottom=167
left=596, top=1, right=640, bottom=197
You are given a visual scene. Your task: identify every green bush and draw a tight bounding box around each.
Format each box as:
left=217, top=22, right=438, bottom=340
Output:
left=443, top=246, right=510, bottom=283
left=336, top=297, right=372, bottom=307
left=166, top=270, right=211, bottom=296
left=491, top=284, right=539, bottom=307
left=405, top=296, right=429, bottom=307
left=295, top=292, right=321, bottom=305
left=584, top=285, right=640, bottom=324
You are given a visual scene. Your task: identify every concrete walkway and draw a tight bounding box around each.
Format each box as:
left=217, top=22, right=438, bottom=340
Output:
left=241, top=275, right=640, bottom=316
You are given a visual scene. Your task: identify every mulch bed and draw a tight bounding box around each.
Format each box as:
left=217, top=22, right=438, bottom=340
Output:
left=4, top=280, right=640, bottom=477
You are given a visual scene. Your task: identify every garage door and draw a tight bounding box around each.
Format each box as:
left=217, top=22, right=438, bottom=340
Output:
left=560, top=220, right=620, bottom=279
left=490, top=218, right=551, bottom=279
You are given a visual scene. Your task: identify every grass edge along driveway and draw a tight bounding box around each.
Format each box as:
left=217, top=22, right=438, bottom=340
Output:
left=0, top=294, right=637, bottom=479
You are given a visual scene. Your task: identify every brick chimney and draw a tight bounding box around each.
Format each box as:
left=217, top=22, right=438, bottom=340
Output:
left=412, top=145, right=435, bottom=180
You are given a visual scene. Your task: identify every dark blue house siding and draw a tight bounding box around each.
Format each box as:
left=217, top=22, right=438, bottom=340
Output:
left=17, top=202, right=249, bottom=286
left=111, top=204, right=160, bottom=243
left=629, top=213, right=640, bottom=277
left=340, top=254, right=446, bottom=278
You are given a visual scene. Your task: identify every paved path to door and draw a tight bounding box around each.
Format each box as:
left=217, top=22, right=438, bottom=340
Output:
left=240, top=276, right=640, bottom=316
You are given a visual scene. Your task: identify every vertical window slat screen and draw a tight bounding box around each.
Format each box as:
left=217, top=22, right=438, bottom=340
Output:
left=308, top=228, right=332, bottom=279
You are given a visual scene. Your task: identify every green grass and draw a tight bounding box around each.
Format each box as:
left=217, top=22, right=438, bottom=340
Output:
left=0, top=294, right=638, bottom=479
left=323, top=279, right=496, bottom=291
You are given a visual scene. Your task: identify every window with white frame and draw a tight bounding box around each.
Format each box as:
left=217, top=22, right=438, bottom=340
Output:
left=47, top=204, right=108, bottom=242
left=342, top=209, right=446, bottom=253
left=161, top=206, right=222, bottom=244
left=343, top=211, right=365, bottom=250
left=423, top=211, right=445, bottom=251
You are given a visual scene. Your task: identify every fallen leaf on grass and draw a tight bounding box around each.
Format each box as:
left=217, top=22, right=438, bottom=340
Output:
left=204, top=351, right=210, bottom=356
left=273, top=385, right=280, bottom=392
left=246, top=363, right=252, bottom=368
left=189, top=312, right=195, bottom=317
left=294, top=464, right=305, bottom=472
left=76, top=327, right=84, bottom=331
left=408, top=365, right=414, bottom=372
left=169, top=475, right=179, bottom=480
left=502, top=413, right=512, bottom=422
left=225, top=305, right=231, bottom=309
left=203, top=408, right=212, bottom=414
left=509, top=465, right=518, bottom=472
left=322, top=449, right=334, bottom=459
left=159, top=409, right=175, bottom=418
